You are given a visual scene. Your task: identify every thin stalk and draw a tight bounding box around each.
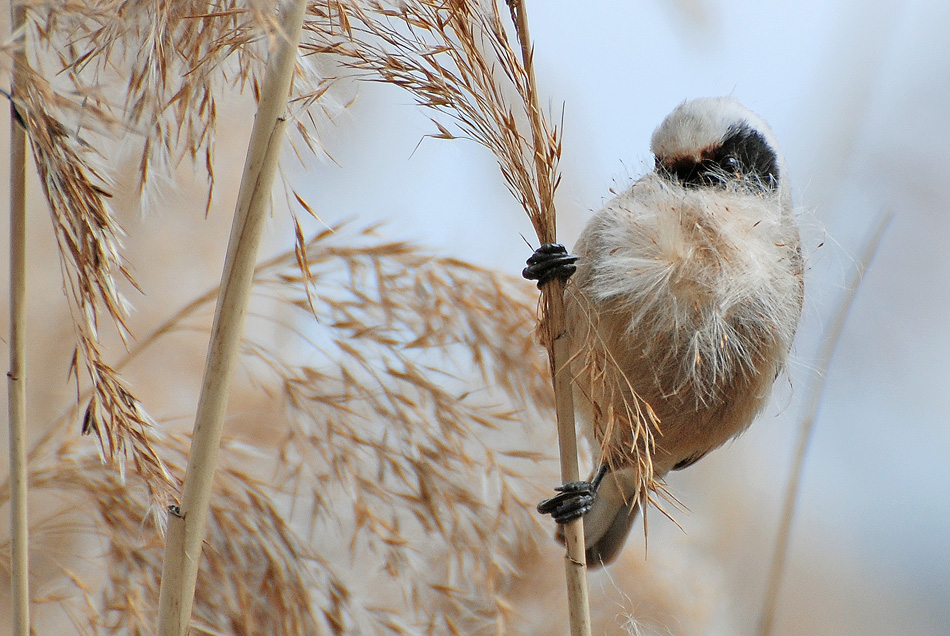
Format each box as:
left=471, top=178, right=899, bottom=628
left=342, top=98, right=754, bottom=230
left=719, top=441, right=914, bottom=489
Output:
left=154, top=2, right=307, bottom=635
left=8, top=2, right=30, bottom=635
left=507, top=2, right=592, bottom=636
left=757, top=212, right=893, bottom=636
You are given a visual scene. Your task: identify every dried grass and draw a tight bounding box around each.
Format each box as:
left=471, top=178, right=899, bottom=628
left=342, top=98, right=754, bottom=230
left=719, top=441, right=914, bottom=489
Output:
left=303, top=0, right=561, bottom=241
left=7, top=224, right=558, bottom=634
left=2, top=0, right=341, bottom=505
left=13, top=65, right=175, bottom=501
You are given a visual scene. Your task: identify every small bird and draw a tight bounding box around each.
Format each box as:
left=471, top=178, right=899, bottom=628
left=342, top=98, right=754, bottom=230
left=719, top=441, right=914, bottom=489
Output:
left=523, top=97, right=803, bottom=567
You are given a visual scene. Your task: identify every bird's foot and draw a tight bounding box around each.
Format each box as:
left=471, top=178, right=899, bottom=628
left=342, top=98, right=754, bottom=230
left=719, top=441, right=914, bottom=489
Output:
left=522, top=243, right=578, bottom=289
left=537, top=480, right=598, bottom=524
left=537, top=464, right=607, bottom=524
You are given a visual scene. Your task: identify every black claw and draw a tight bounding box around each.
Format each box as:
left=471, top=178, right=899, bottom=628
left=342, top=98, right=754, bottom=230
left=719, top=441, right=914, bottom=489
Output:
left=538, top=488, right=595, bottom=524
left=522, top=243, right=578, bottom=289
left=537, top=464, right=608, bottom=525
left=553, top=480, right=597, bottom=494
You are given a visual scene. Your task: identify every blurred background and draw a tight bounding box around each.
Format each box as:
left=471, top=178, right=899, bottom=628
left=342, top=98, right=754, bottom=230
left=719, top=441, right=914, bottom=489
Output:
left=1, top=0, right=948, bottom=634
left=286, top=0, right=950, bottom=633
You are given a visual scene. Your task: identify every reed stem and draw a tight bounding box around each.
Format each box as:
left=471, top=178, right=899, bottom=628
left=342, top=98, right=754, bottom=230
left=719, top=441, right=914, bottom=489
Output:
left=7, top=3, right=30, bottom=634
left=507, top=2, right=592, bottom=635
left=154, top=2, right=307, bottom=634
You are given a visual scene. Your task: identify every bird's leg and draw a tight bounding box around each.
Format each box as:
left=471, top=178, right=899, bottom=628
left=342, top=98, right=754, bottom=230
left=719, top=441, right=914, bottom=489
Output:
left=522, top=243, right=578, bottom=288
left=537, top=463, right=608, bottom=524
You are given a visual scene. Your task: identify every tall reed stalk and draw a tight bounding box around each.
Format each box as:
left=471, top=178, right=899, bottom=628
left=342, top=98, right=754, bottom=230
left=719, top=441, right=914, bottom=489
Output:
left=7, top=2, right=30, bottom=634
left=155, top=1, right=307, bottom=634
left=506, top=2, right=591, bottom=635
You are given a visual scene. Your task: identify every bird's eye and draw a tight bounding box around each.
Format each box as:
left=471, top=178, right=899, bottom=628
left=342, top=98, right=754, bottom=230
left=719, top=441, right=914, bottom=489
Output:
left=716, top=124, right=780, bottom=191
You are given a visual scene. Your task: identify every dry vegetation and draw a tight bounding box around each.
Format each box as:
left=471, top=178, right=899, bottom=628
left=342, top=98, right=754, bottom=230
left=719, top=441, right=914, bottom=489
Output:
left=1, top=0, right=584, bottom=633
left=12, top=223, right=560, bottom=635
left=0, top=0, right=864, bottom=634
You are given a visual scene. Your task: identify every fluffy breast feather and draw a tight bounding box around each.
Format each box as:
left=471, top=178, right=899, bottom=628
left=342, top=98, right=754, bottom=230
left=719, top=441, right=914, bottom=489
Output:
left=566, top=173, right=802, bottom=469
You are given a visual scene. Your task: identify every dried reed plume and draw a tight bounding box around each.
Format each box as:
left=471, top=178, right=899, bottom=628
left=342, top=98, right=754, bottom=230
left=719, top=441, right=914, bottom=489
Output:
left=2, top=0, right=339, bottom=503
left=12, top=59, right=174, bottom=500
left=5, top=224, right=560, bottom=634
left=305, top=0, right=561, bottom=236
left=301, top=2, right=600, bottom=628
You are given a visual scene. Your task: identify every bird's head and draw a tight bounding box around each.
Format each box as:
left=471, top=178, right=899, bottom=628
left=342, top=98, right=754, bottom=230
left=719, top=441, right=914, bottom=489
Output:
left=650, top=97, right=785, bottom=194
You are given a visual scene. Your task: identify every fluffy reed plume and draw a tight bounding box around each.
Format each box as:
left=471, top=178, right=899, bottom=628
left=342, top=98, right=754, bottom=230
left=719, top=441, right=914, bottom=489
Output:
left=304, top=0, right=561, bottom=239
left=6, top=224, right=564, bottom=634
left=308, top=5, right=654, bottom=632
left=12, top=60, right=174, bottom=501
left=27, top=443, right=324, bottom=635
left=29, top=0, right=297, bottom=199
left=4, top=1, right=338, bottom=502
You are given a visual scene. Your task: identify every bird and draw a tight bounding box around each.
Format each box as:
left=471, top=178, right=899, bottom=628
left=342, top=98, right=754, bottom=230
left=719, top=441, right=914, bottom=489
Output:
left=523, top=97, right=804, bottom=567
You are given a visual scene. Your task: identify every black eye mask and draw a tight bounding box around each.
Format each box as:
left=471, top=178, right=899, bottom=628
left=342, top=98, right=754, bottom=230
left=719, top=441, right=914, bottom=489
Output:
left=657, top=123, right=780, bottom=191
